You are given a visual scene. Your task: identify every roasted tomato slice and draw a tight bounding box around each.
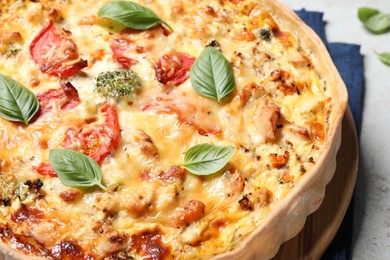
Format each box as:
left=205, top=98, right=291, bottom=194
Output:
left=34, top=162, right=58, bottom=177
left=35, top=103, right=121, bottom=177
left=110, top=37, right=139, bottom=69
left=30, top=19, right=87, bottom=77
left=63, top=103, right=121, bottom=163
left=37, top=82, right=80, bottom=116
left=154, top=52, right=195, bottom=86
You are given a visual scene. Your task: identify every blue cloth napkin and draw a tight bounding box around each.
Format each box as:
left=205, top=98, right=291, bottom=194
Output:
left=295, top=10, right=364, bottom=260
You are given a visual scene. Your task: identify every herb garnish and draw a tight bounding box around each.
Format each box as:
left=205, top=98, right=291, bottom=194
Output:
left=358, top=7, right=390, bottom=34
left=190, top=47, right=235, bottom=102
left=180, top=144, right=234, bottom=175
left=375, top=52, right=390, bottom=66
left=49, top=149, right=107, bottom=191
left=0, top=73, right=39, bottom=125
left=98, top=1, right=173, bottom=31
left=358, top=7, right=390, bottom=66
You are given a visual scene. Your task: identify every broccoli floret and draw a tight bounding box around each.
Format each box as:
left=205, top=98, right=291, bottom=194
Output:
left=95, top=70, right=142, bottom=99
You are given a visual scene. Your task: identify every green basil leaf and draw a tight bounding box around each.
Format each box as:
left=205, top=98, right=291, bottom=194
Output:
left=190, top=47, right=235, bottom=102
left=180, top=144, right=234, bottom=175
left=375, top=51, right=390, bottom=66
left=49, top=149, right=107, bottom=191
left=98, top=1, right=173, bottom=31
left=363, top=13, right=390, bottom=34
left=358, top=7, right=380, bottom=22
left=0, top=73, right=39, bottom=125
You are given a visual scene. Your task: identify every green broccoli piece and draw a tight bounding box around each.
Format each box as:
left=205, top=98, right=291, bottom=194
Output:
left=95, top=70, right=142, bottom=99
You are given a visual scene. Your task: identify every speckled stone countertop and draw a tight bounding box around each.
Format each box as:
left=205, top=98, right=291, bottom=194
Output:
left=280, top=0, right=390, bottom=259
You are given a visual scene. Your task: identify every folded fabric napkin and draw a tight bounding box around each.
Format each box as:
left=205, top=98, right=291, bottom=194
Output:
left=295, top=10, right=364, bottom=260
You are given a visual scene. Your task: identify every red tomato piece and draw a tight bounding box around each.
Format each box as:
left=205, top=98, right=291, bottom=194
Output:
left=154, top=52, right=195, bottom=86
left=110, top=37, right=139, bottom=69
left=60, top=82, right=80, bottom=110
left=34, top=103, right=121, bottom=178
left=34, top=162, right=58, bottom=177
left=62, top=103, right=121, bottom=164
left=30, top=19, right=87, bottom=77
left=37, top=82, right=80, bottom=116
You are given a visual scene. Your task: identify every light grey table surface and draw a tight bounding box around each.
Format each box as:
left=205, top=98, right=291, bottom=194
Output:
left=280, top=0, right=390, bottom=259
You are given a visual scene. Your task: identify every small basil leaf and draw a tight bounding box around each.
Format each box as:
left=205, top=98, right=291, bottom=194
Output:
left=98, top=1, right=173, bottom=31
left=375, top=51, right=390, bottom=66
left=190, top=47, right=235, bottom=102
left=49, top=149, right=107, bottom=191
left=0, top=73, right=39, bottom=125
left=180, top=144, right=234, bottom=175
left=364, top=13, right=390, bottom=34
left=358, top=7, right=380, bottom=22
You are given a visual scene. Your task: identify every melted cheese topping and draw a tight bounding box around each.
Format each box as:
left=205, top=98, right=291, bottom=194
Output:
left=0, top=0, right=331, bottom=259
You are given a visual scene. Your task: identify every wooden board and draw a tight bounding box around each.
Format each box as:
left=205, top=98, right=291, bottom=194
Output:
left=273, top=108, right=359, bottom=259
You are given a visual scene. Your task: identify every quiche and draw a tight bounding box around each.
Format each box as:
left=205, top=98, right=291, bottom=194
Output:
left=0, top=0, right=347, bottom=259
